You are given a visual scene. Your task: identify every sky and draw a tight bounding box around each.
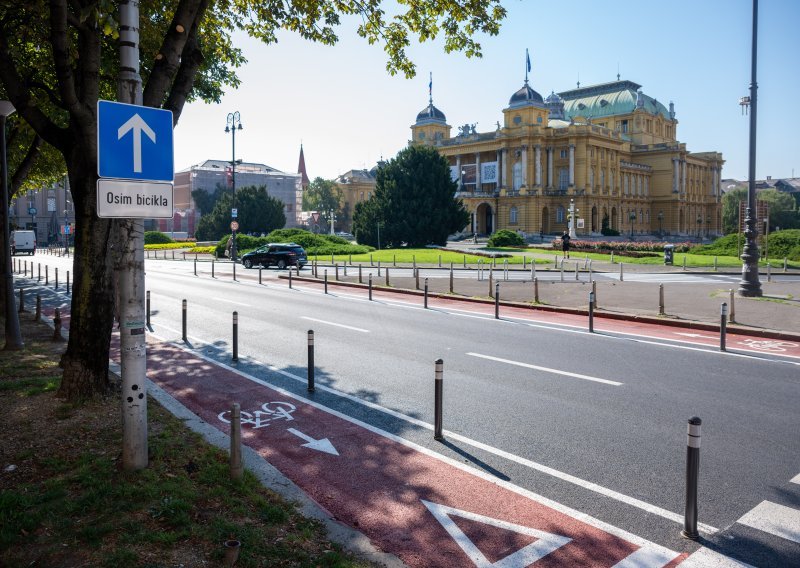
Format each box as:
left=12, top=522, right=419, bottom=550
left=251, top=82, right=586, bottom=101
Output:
left=173, top=0, right=800, bottom=183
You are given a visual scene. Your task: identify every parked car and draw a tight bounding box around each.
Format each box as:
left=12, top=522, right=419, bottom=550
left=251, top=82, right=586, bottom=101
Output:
left=10, top=230, right=36, bottom=255
left=240, top=243, right=307, bottom=270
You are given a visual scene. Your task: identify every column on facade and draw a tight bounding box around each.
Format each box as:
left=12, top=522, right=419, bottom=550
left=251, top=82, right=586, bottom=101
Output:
left=547, top=146, right=553, bottom=189
left=475, top=153, right=481, bottom=191
left=472, top=210, right=477, bottom=234
left=534, top=145, right=542, bottom=186
left=496, top=150, right=502, bottom=189
left=456, top=155, right=462, bottom=188
left=672, top=158, right=679, bottom=193
left=681, top=159, right=687, bottom=194
left=568, top=144, right=575, bottom=186
left=521, top=146, right=528, bottom=187
left=712, top=167, right=719, bottom=196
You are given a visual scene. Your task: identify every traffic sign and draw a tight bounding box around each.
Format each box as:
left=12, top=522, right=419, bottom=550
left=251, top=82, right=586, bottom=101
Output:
left=231, top=208, right=238, bottom=218
left=28, top=207, right=37, bottom=216
left=96, top=179, right=173, bottom=218
left=97, top=100, right=174, bottom=182
left=230, top=221, right=239, bottom=231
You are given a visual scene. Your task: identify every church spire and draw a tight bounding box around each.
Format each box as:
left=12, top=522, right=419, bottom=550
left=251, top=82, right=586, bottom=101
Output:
left=298, top=143, right=310, bottom=189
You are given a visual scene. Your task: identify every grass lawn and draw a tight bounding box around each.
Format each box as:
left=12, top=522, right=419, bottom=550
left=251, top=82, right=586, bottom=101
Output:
left=0, top=316, right=373, bottom=568
left=308, top=248, right=547, bottom=265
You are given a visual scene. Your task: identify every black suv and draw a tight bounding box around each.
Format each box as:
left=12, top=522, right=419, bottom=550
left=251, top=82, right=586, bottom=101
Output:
left=241, top=243, right=308, bottom=270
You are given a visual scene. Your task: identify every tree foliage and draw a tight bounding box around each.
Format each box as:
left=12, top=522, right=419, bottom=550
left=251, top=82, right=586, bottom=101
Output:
left=0, top=0, right=506, bottom=400
left=191, top=183, right=229, bottom=216
left=722, top=187, right=799, bottom=233
left=195, top=186, right=285, bottom=240
left=302, top=177, right=346, bottom=230
left=352, top=145, right=469, bottom=248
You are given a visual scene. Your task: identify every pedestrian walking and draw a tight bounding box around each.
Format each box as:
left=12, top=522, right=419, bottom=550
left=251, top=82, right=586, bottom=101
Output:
left=561, top=231, right=571, bottom=259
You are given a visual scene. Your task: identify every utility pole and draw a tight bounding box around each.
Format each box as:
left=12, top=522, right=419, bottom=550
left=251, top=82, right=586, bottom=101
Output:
left=117, top=0, right=148, bottom=470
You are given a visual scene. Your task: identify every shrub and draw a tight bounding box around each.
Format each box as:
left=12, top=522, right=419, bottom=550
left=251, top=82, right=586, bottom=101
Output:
left=487, top=230, right=525, bottom=247
left=692, top=229, right=800, bottom=258
left=144, top=231, right=174, bottom=245
left=601, top=227, right=620, bottom=236
left=213, top=229, right=374, bottom=257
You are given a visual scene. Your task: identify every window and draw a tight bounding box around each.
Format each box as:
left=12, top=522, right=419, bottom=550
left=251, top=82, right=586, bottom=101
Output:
left=600, top=169, right=605, bottom=190
left=360, top=192, right=364, bottom=200
left=556, top=206, right=565, bottom=223
left=512, top=161, right=522, bottom=191
left=644, top=178, right=649, bottom=195
left=510, top=207, right=518, bottom=225
left=558, top=168, right=569, bottom=190
left=590, top=147, right=595, bottom=158
left=624, top=175, right=629, bottom=195
left=559, top=148, right=568, bottom=159
left=589, top=167, right=595, bottom=189
left=620, top=120, right=628, bottom=133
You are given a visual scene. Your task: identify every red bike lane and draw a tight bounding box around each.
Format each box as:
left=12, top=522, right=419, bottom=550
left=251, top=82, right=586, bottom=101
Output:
left=138, top=339, right=686, bottom=567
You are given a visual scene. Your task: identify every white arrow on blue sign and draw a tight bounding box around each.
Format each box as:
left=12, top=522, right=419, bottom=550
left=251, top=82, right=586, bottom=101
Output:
left=97, top=100, right=174, bottom=182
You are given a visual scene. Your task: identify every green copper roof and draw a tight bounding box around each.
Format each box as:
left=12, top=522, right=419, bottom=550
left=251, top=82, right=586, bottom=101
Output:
left=558, top=80, right=672, bottom=121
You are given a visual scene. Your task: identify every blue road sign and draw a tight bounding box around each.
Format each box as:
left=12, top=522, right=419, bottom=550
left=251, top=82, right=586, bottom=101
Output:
left=97, top=100, right=174, bottom=182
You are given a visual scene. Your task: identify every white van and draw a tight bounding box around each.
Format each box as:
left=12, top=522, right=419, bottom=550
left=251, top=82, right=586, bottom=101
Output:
left=10, top=230, right=36, bottom=255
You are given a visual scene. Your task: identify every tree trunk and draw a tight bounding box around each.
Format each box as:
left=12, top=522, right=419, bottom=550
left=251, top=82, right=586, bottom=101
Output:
left=56, top=141, right=117, bottom=401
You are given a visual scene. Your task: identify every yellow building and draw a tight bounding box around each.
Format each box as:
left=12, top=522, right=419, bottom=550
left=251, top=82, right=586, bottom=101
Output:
left=411, top=77, right=723, bottom=238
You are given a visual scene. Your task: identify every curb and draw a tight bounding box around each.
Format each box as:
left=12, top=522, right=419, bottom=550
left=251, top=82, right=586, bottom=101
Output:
left=280, top=274, right=800, bottom=343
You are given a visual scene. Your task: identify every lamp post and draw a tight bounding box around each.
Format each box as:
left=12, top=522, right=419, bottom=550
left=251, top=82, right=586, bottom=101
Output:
left=658, top=210, right=664, bottom=237
left=329, top=208, right=336, bottom=236
left=739, top=0, right=762, bottom=297
left=1, top=100, right=23, bottom=350
left=629, top=210, right=636, bottom=238
left=568, top=198, right=578, bottom=239
left=225, top=111, right=242, bottom=261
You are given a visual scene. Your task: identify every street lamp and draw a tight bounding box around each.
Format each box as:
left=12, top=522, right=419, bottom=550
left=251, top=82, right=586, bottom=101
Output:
left=629, top=210, right=636, bottom=238
left=657, top=210, right=664, bottom=238
left=1, top=99, right=23, bottom=350
left=225, top=111, right=242, bottom=261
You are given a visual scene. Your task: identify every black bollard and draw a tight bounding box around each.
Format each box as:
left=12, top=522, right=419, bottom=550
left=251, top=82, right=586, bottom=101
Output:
left=682, top=417, right=702, bottom=540
left=589, top=291, right=595, bottom=333
left=495, top=283, right=500, bottom=319
left=194, top=258, right=197, bottom=276
left=324, top=270, right=328, bottom=294
left=38, top=263, right=41, bottom=281
left=720, top=303, right=728, bottom=352
left=307, top=330, right=315, bottom=392
left=368, top=274, right=373, bottom=300
left=53, top=308, right=63, bottom=341
left=424, top=278, right=429, bottom=309
left=182, top=299, right=187, bottom=343
left=233, top=262, right=236, bottom=281
left=288, top=268, right=292, bottom=288
left=55, top=268, right=58, bottom=289
left=66, top=271, right=70, bottom=295
left=212, top=260, right=215, bottom=278
left=146, top=290, right=151, bottom=328
left=434, top=359, right=444, bottom=440
left=232, top=311, right=238, bottom=362
left=18, top=288, right=26, bottom=313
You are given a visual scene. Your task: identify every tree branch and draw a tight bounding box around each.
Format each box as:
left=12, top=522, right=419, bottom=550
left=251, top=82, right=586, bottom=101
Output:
left=163, top=3, right=208, bottom=123
left=10, top=135, right=43, bottom=195
left=49, top=0, right=83, bottom=116
left=142, top=0, right=206, bottom=108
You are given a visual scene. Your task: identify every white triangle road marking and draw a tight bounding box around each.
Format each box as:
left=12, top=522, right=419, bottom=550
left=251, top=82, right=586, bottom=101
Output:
left=421, top=500, right=572, bottom=567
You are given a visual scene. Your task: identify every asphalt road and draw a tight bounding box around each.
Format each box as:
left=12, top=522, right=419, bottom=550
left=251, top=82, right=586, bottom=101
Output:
left=19, top=254, right=800, bottom=566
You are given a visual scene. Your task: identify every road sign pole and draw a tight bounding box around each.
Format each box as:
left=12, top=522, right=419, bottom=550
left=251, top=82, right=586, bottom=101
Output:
left=117, top=0, right=147, bottom=471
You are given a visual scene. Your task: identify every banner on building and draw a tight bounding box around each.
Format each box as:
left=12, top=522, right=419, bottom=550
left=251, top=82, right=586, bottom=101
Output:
left=450, top=166, right=460, bottom=183
left=481, top=161, right=498, bottom=184
left=461, top=164, right=476, bottom=185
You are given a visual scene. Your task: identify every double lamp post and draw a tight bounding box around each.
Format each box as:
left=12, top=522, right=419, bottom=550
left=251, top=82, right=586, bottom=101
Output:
left=225, top=111, right=242, bottom=261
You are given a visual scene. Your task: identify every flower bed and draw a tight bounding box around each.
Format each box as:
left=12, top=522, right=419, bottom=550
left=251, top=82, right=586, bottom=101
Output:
left=553, top=239, right=693, bottom=254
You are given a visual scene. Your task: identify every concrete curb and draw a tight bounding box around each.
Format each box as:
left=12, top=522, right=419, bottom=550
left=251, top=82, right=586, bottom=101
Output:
left=280, top=274, right=800, bottom=343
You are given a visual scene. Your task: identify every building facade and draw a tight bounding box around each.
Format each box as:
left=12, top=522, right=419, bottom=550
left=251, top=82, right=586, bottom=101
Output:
left=411, top=78, right=724, bottom=238
left=334, top=168, right=379, bottom=233
left=9, top=178, right=76, bottom=246
left=168, top=159, right=304, bottom=236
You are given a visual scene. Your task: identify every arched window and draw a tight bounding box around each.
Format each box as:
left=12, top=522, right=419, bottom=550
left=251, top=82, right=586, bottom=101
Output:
left=624, top=175, right=629, bottom=195
left=512, top=161, right=522, bottom=191
left=510, top=206, right=518, bottom=225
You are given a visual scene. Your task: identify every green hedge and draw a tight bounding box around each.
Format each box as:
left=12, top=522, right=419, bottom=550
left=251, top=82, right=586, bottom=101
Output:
left=214, top=229, right=374, bottom=257
left=487, top=230, right=524, bottom=247
left=144, top=231, right=174, bottom=245
left=692, top=230, right=800, bottom=260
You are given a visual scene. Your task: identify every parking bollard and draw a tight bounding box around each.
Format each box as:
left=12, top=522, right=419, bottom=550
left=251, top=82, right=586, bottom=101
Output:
left=504, top=260, right=509, bottom=281
left=560, top=262, right=564, bottom=282
left=233, top=262, right=236, bottom=281
left=784, top=257, right=788, bottom=272
left=592, top=280, right=597, bottom=309
left=523, top=256, right=527, bottom=270
left=589, top=291, right=595, bottom=333
left=194, top=258, right=197, bottom=276
left=434, top=359, right=444, bottom=441
left=729, top=289, right=736, bottom=323
left=413, top=255, right=416, bottom=269
left=45, top=265, right=48, bottom=285
left=449, top=264, right=454, bottom=293
left=377, top=261, right=381, bottom=277
left=534, top=277, right=539, bottom=303
left=55, top=268, right=58, bottom=289
left=610, top=251, right=614, bottom=264
left=681, top=417, right=702, bottom=540
left=38, top=263, right=41, bottom=281
left=424, top=278, right=429, bottom=309
left=66, top=271, right=70, bottom=294
left=575, top=262, right=579, bottom=281
left=767, top=262, right=772, bottom=282
left=53, top=308, right=63, bottom=341
left=589, top=260, right=593, bottom=281
left=307, top=330, right=315, bottom=392
left=182, top=299, right=187, bottom=342
left=344, top=264, right=347, bottom=277
left=415, top=268, right=420, bottom=290
left=682, top=255, right=686, bottom=271
left=146, top=290, right=151, bottom=327
left=489, top=268, right=494, bottom=297
left=495, top=283, right=499, bottom=319
left=259, top=267, right=263, bottom=284
left=35, top=294, right=41, bottom=321
left=358, top=265, right=362, bottom=284
left=531, top=261, right=535, bottom=280
left=713, top=256, right=718, bottom=271
left=368, top=274, right=373, bottom=301
left=18, top=288, right=26, bottom=313
left=230, top=403, right=243, bottom=480
left=370, top=253, right=374, bottom=266
left=288, top=268, right=291, bottom=288
left=349, top=254, right=353, bottom=265
left=335, top=263, right=339, bottom=281
left=232, top=311, right=239, bottom=362
left=212, top=260, right=215, bottom=278
left=720, top=303, right=728, bottom=351
left=324, top=270, right=328, bottom=294
left=619, top=263, right=624, bottom=282
left=393, top=254, right=396, bottom=267
left=463, top=255, right=466, bottom=269
left=659, top=284, right=665, bottom=315
left=385, top=266, right=390, bottom=286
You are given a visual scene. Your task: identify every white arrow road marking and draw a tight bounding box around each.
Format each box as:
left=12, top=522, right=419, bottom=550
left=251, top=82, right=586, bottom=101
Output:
left=118, top=113, right=156, bottom=173
left=422, top=500, right=572, bottom=567
left=674, top=332, right=716, bottom=339
left=287, top=428, right=339, bottom=455
left=467, top=353, right=623, bottom=386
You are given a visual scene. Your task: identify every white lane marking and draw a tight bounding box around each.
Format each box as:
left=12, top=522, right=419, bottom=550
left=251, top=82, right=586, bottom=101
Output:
left=300, top=316, right=370, bottom=333
left=211, top=297, right=251, bottom=307
left=737, top=500, right=800, bottom=545
left=286, top=428, right=339, bottom=455
left=791, top=472, right=800, bottom=485
left=679, top=547, right=756, bottom=567
left=157, top=337, right=682, bottom=563
left=611, top=546, right=683, bottom=568
left=421, top=499, right=573, bottom=567
left=153, top=332, right=716, bottom=536
left=467, top=352, right=623, bottom=386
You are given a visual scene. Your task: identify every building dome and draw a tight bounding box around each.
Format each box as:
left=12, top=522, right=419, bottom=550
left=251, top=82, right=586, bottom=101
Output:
left=416, top=103, right=447, bottom=124
left=545, top=90, right=565, bottom=120
left=508, top=84, right=545, bottom=108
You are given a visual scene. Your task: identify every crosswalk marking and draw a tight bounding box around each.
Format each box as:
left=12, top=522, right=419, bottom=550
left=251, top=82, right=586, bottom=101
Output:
left=680, top=547, right=755, bottom=567
left=790, top=472, right=800, bottom=485
left=737, top=500, right=800, bottom=545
